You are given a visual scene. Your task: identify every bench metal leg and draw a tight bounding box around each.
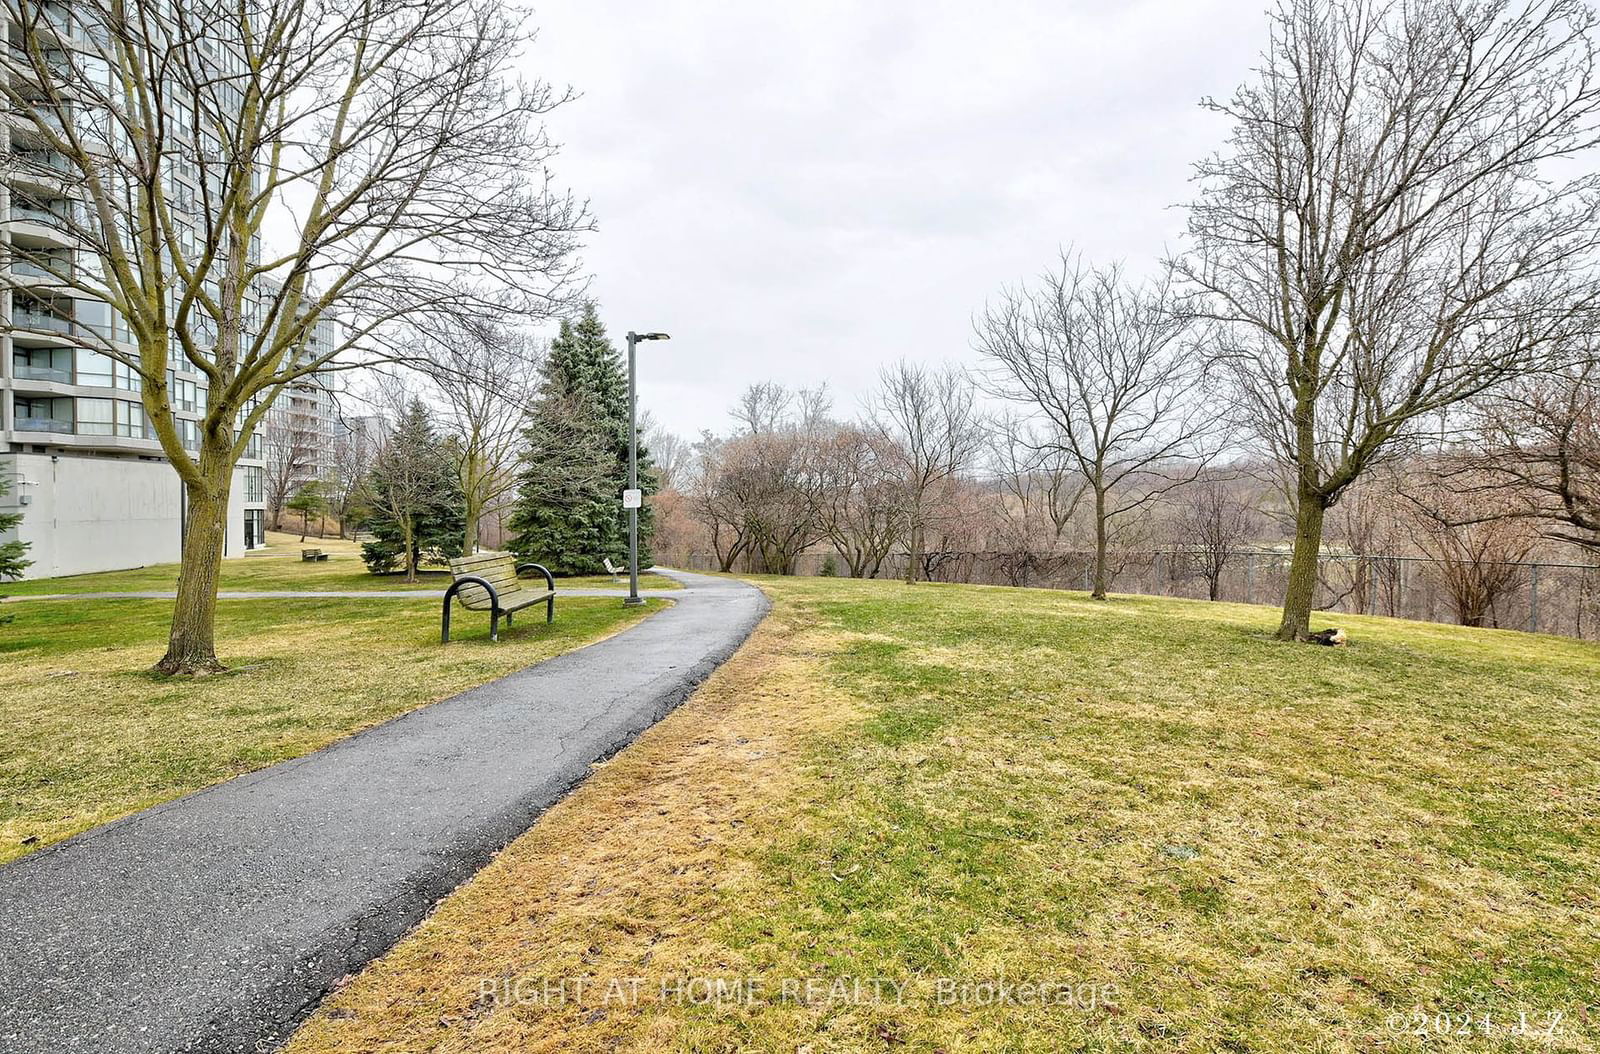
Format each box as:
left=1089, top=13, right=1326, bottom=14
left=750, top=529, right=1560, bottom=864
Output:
left=505, top=610, right=513, bottom=628
left=547, top=595, right=554, bottom=623
left=490, top=609, right=500, bottom=642
left=441, top=596, right=453, bottom=644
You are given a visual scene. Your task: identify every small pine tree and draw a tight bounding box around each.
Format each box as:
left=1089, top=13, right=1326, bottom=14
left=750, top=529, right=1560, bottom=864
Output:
left=0, top=473, right=32, bottom=583
left=286, top=481, right=327, bottom=542
left=359, top=400, right=465, bottom=580
left=508, top=304, right=657, bottom=573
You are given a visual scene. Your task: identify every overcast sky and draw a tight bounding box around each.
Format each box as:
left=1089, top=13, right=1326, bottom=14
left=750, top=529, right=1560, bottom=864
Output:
left=524, top=1, right=1273, bottom=439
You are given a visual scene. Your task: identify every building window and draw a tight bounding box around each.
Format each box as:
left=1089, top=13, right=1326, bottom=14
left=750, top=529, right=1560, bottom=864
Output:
left=242, top=465, right=264, bottom=502
left=75, top=298, right=113, bottom=341
left=114, top=359, right=142, bottom=392
left=243, top=508, right=264, bottom=550
left=166, top=372, right=198, bottom=412
left=116, top=399, right=151, bottom=438
left=76, top=348, right=115, bottom=387
left=77, top=397, right=115, bottom=435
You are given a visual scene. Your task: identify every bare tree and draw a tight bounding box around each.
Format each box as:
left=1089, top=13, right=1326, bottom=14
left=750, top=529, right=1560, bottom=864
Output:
left=1174, top=475, right=1258, bottom=601
left=327, top=421, right=380, bottom=540
left=1180, top=0, right=1600, bottom=641
left=1478, top=360, right=1600, bottom=554
left=642, top=417, right=687, bottom=492
left=988, top=414, right=1087, bottom=585
left=817, top=424, right=910, bottom=578
left=423, top=323, right=541, bottom=552
left=0, top=0, right=586, bottom=671
left=872, top=361, right=985, bottom=584
left=686, top=435, right=752, bottom=573
left=1401, top=470, right=1538, bottom=627
left=732, top=382, right=795, bottom=437
left=1322, top=478, right=1402, bottom=615
left=977, top=255, right=1218, bottom=598
left=261, top=415, right=317, bottom=531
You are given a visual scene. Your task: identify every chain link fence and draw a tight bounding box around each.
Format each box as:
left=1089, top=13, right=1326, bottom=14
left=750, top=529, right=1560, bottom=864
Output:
left=667, top=547, right=1600, bottom=640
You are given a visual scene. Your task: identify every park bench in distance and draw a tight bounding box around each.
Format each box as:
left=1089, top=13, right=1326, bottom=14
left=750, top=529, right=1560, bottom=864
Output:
left=603, top=557, right=624, bottom=582
left=442, top=552, right=555, bottom=643
left=301, top=548, right=329, bottom=562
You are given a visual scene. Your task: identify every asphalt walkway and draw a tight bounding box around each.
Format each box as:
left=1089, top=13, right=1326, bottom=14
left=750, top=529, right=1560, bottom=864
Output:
left=0, top=570, right=768, bottom=1053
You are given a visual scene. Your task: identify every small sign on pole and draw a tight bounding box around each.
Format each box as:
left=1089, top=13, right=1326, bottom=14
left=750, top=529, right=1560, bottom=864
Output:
left=622, top=488, right=643, bottom=509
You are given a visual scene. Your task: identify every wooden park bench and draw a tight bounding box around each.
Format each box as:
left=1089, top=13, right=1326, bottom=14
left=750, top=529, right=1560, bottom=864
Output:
left=301, top=548, right=328, bottom=562
left=603, top=556, right=624, bottom=582
left=442, top=552, right=555, bottom=643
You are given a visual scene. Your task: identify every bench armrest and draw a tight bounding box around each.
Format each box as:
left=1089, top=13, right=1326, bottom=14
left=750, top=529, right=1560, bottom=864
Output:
left=516, top=562, right=555, bottom=591
left=445, top=574, right=500, bottom=610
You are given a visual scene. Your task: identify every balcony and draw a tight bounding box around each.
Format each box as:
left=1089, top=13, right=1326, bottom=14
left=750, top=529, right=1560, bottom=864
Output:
left=9, top=148, right=74, bottom=187
left=15, top=416, right=73, bottom=433
left=13, top=362, right=72, bottom=383
left=11, top=202, right=66, bottom=226
left=10, top=257, right=71, bottom=281
left=8, top=106, right=70, bottom=142
left=12, top=307, right=74, bottom=335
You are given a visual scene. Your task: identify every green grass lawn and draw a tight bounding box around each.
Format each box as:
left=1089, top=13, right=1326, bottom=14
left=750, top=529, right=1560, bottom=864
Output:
left=289, top=577, right=1600, bottom=1053
left=0, top=591, right=662, bottom=864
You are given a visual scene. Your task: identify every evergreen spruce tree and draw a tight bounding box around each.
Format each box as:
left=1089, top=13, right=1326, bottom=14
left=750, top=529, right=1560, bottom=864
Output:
left=0, top=474, right=31, bottom=583
left=359, top=399, right=465, bottom=580
left=509, top=304, right=655, bottom=573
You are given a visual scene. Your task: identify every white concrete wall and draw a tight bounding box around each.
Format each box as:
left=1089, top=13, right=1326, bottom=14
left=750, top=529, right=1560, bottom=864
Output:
left=0, top=452, right=251, bottom=579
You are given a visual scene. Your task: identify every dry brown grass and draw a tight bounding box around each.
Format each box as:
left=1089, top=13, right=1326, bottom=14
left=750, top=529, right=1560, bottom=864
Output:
left=287, top=598, right=860, bottom=1053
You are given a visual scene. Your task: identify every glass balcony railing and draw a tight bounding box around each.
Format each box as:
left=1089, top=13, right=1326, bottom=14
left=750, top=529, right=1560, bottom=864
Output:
left=11, top=203, right=67, bottom=226
left=12, top=149, right=74, bottom=176
left=10, top=107, right=68, bottom=135
left=13, top=307, right=74, bottom=333
left=15, top=416, right=73, bottom=433
left=12, top=258, right=69, bottom=279
left=13, top=362, right=72, bottom=382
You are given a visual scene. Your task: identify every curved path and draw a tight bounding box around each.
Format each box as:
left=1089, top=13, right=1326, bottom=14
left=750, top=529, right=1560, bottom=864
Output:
left=0, top=571, right=768, bottom=1053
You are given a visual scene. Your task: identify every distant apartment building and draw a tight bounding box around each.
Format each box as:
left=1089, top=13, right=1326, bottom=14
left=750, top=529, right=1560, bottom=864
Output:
left=261, top=318, right=347, bottom=518
left=0, top=1, right=286, bottom=578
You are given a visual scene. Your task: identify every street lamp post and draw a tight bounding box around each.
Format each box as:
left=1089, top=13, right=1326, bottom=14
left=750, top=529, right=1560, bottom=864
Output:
left=623, top=330, right=669, bottom=606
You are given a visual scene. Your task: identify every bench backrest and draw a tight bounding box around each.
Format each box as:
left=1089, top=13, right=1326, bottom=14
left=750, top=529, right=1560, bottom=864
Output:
left=603, top=557, right=622, bottom=575
left=449, top=552, right=525, bottom=611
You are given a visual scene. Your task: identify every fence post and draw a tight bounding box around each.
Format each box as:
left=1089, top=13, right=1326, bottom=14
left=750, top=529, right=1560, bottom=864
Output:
left=1245, top=552, right=1254, bottom=605
left=1530, top=563, right=1540, bottom=634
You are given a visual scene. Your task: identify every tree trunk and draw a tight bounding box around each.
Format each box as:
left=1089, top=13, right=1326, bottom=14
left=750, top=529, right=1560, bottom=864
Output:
left=402, top=518, right=417, bottom=583
left=1091, top=485, right=1109, bottom=600
left=904, top=520, right=922, bottom=584
left=156, top=471, right=231, bottom=675
left=1276, top=493, right=1327, bottom=641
